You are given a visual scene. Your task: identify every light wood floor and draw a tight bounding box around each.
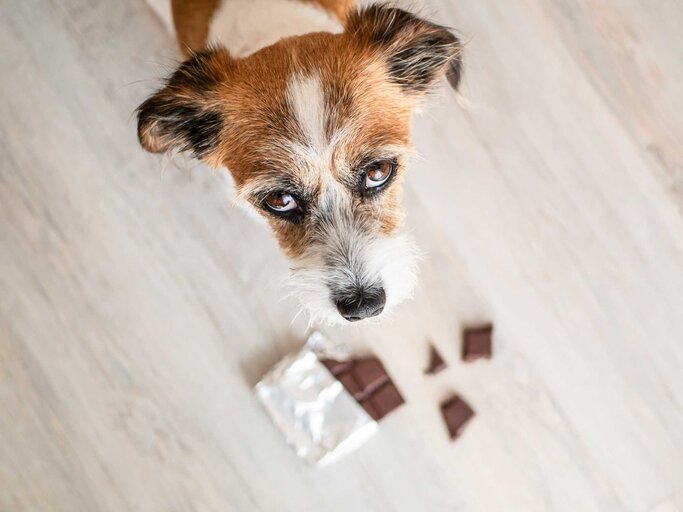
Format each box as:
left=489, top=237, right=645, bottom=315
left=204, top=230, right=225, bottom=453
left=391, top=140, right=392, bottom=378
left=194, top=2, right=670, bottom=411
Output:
left=2, top=0, right=683, bottom=511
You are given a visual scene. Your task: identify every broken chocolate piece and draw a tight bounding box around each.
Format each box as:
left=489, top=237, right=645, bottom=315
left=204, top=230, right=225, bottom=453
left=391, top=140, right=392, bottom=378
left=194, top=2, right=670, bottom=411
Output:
left=424, top=344, right=447, bottom=374
left=462, top=325, right=493, bottom=362
left=441, top=395, right=475, bottom=440
left=321, top=356, right=404, bottom=421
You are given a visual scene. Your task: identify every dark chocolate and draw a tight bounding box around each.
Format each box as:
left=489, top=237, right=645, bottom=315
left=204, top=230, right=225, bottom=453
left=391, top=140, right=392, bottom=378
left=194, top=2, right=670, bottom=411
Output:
left=441, top=395, right=475, bottom=440
left=367, top=382, right=404, bottom=420
left=353, top=359, right=390, bottom=397
left=320, top=356, right=404, bottom=421
left=462, top=325, right=493, bottom=362
left=425, top=344, right=447, bottom=374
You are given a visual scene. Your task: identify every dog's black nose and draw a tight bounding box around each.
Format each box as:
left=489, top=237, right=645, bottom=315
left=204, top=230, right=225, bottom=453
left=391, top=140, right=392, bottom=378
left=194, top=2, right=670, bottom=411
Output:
left=335, top=288, right=386, bottom=322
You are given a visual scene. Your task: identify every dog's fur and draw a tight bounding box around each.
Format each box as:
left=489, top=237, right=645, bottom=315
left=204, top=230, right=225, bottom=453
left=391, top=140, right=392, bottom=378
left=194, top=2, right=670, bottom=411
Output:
left=138, top=0, right=462, bottom=324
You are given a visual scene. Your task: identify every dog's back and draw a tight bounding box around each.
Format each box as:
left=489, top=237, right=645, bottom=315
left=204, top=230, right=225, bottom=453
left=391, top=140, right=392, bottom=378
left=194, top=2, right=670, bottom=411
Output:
left=171, top=0, right=354, bottom=57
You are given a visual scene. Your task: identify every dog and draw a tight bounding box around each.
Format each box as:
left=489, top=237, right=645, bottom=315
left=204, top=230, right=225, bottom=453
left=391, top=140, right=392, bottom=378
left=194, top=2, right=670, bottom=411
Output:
left=137, top=0, right=462, bottom=324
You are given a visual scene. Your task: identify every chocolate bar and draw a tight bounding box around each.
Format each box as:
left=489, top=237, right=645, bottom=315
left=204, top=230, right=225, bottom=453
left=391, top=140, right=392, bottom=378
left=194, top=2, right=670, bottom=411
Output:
left=424, top=344, right=447, bottom=375
left=462, top=325, right=493, bottom=362
left=441, top=395, right=475, bottom=440
left=321, top=357, right=404, bottom=421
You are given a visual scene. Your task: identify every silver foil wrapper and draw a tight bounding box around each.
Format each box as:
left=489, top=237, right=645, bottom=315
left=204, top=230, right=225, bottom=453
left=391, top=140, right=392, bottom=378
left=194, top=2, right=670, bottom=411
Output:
left=255, top=334, right=377, bottom=466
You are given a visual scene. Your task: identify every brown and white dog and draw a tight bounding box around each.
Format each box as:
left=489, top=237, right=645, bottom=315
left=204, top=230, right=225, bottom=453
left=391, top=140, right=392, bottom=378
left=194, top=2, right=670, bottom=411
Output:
left=137, top=0, right=462, bottom=324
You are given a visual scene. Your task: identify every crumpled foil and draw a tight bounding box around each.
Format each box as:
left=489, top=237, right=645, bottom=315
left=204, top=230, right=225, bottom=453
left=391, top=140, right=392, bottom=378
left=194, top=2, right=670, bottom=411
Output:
left=305, top=330, right=353, bottom=361
left=255, top=333, right=377, bottom=466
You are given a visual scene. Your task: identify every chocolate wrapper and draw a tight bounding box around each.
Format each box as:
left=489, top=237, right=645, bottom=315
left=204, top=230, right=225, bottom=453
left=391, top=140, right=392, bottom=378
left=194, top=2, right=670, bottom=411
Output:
left=255, top=334, right=377, bottom=466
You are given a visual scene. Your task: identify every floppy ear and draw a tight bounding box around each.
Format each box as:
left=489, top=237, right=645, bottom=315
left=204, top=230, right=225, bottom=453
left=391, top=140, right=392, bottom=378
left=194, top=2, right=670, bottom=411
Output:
left=347, top=5, right=463, bottom=93
left=137, top=48, right=232, bottom=161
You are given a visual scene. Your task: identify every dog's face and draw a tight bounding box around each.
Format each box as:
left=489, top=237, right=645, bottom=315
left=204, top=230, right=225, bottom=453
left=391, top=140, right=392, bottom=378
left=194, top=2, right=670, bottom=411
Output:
left=137, top=6, right=462, bottom=324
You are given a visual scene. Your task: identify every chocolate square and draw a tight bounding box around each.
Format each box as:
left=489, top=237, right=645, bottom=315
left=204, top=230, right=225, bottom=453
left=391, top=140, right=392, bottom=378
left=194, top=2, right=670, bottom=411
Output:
left=353, top=358, right=390, bottom=397
left=441, top=395, right=475, bottom=440
left=368, top=382, right=404, bottom=420
left=360, top=382, right=404, bottom=421
left=462, top=325, right=493, bottom=362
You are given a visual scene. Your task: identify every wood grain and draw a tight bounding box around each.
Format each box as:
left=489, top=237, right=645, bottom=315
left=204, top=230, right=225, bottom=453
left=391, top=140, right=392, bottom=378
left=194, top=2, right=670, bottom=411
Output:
left=1, top=0, right=682, bottom=511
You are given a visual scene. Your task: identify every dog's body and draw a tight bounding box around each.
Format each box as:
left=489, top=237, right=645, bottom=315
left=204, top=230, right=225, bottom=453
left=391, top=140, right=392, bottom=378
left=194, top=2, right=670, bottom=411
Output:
left=139, top=0, right=462, bottom=324
left=173, top=0, right=350, bottom=58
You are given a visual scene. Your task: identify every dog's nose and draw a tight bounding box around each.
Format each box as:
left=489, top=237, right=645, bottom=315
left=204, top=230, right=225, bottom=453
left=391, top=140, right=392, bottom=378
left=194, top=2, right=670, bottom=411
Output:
left=335, top=288, right=386, bottom=322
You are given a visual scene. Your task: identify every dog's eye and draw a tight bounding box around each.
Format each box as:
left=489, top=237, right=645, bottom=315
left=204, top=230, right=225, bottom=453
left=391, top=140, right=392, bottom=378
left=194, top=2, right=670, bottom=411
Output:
left=264, top=191, right=299, bottom=212
left=262, top=192, right=307, bottom=222
left=365, top=161, right=393, bottom=188
left=361, top=161, right=395, bottom=197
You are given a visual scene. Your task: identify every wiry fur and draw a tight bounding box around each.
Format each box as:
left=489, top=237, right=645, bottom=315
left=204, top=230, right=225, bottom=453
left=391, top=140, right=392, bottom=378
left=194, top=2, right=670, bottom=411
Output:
left=347, top=4, right=462, bottom=92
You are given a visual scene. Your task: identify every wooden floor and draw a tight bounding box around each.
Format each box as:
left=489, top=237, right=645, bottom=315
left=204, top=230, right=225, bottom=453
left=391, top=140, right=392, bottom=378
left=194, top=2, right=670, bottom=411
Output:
left=2, top=0, right=683, bottom=510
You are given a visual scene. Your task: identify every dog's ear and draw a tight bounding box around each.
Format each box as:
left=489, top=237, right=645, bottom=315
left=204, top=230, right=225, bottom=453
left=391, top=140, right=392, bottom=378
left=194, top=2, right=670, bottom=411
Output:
left=137, top=48, right=232, bottom=161
left=347, top=5, right=463, bottom=93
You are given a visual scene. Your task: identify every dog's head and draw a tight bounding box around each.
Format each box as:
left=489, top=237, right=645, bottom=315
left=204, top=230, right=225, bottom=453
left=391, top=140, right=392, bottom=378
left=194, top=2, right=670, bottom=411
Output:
left=137, top=5, right=462, bottom=324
